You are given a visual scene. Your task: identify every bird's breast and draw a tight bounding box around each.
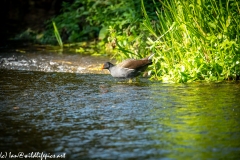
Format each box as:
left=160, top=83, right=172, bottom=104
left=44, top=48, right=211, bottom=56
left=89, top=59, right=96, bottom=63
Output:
left=109, top=67, right=136, bottom=78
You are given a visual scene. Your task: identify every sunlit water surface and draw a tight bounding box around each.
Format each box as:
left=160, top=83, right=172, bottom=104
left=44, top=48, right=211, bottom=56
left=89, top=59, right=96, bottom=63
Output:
left=0, top=51, right=240, bottom=160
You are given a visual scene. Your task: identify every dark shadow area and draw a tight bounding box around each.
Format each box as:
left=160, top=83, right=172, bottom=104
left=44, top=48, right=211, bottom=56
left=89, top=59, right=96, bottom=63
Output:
left=0, top=0, right=73, bottom=43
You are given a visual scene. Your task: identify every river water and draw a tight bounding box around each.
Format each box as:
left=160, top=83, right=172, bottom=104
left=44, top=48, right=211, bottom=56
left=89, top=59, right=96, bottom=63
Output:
left=0, top=49, right=240, bottom=159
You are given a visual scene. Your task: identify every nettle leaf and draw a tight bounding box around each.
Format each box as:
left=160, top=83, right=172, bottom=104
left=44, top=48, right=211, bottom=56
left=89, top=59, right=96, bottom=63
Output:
left=98, top=26, right=108, bottom=40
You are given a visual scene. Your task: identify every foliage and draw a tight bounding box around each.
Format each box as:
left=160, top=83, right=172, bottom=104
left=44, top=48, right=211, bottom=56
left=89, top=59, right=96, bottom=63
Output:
left=52, top=21, right=63, bottom=48
left=40, top=0, right=152, bottom=44
left=140, top=0, right=240, bottom=82
left=20, top=0, right=240, bottom=82
left=37, top=0, right=160, bottom=57
left=105, top=1, right=160, bottom=61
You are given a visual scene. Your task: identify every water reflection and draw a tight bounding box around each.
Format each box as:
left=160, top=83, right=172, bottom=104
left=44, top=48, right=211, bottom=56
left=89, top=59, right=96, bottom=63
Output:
left=150, top=83, right=240, bottom=159
left=0, top=69, right=240, bottom=159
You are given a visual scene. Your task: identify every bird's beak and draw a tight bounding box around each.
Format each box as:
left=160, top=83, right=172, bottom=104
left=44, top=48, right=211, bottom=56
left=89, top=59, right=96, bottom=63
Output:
left=100, top=64, right=104, bottom=70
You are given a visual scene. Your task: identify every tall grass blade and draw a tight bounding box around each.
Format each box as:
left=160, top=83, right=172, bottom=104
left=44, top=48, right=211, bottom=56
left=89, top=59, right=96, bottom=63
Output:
left=52, top=21, right=63, bottom=48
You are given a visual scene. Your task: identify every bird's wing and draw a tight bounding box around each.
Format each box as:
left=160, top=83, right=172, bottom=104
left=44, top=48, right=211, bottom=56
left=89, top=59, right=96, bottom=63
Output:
left=117, top=59, right=151, bottom=70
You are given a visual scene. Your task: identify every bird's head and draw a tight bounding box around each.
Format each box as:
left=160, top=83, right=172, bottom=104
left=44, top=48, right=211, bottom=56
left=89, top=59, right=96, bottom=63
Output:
left=100, top=62, right=114, bottom=70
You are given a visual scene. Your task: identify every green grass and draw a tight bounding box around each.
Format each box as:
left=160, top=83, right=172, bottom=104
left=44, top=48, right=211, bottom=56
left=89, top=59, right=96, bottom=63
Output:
left=140, top=0, right=240, bottom=82
left=52, top=21, right=63, bottom=48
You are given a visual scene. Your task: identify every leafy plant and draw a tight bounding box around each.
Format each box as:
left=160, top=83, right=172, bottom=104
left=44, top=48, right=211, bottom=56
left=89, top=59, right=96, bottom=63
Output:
left=40, top=0, right=152, bottom=44
left=140, top=0, right=240, bottom=82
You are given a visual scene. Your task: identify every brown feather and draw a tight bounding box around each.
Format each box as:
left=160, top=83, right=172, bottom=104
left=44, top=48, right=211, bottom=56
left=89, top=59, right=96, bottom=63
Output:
left=117, top=57, right=152, bottom=70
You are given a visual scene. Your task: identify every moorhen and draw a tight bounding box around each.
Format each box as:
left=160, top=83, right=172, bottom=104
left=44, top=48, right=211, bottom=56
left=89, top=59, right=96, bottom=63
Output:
left=101, top=53, right=154, bottom=78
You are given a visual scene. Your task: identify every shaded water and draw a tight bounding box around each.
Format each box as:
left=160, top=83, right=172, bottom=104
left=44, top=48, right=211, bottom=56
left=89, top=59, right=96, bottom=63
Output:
left=0, top=51, right=240, bottom=160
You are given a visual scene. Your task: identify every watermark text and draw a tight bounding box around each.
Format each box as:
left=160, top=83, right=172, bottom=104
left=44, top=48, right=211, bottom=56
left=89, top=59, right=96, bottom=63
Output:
left=0, top=152, right=66, bottom=159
